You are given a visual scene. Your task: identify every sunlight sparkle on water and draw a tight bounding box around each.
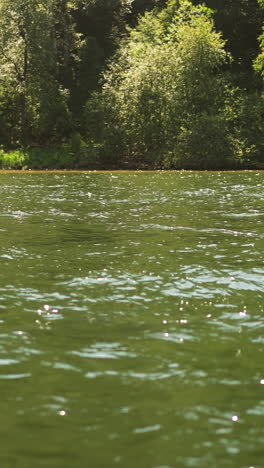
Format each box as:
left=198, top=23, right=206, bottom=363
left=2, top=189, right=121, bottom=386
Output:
left=239, top=306, right=247, bottom=317
left=232, top=415, right=239, bottom=422
left=239, top=311, right=247, bottom=316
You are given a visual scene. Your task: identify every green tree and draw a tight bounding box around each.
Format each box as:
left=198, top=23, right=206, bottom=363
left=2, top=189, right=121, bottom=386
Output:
left=254, top=0, right=264, bottom=79
left=56, top=0, right=134, bottom=125
left=254, top=31, right=264, bottom=78
left=192, top=0, right=264, bottom=75
left=85, top=0, right=241, bottom=169
left=0, top=0, right=73, bottom=146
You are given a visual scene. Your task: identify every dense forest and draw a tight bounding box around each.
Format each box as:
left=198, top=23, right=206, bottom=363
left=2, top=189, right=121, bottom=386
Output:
left=0, top=0, right=263, bottom=169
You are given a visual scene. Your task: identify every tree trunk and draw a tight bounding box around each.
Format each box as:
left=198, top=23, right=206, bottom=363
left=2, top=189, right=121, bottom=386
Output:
left=20, top=34, right=28, bottom=145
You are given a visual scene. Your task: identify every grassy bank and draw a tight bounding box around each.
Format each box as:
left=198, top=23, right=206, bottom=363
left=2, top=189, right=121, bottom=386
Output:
left=0, top=145, right=101, bottom=170
left=0, top=146, right=263, bottom=171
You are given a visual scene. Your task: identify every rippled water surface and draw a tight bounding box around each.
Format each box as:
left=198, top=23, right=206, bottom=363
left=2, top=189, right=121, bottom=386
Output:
left=0, top=171, right=263, bottom=468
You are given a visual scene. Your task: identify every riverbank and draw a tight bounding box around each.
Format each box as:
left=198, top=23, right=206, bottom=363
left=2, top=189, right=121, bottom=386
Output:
left=0, top=147, right=144, bottom=171
left=1, top=147, right=263, bottom=171
left=0, top=147, right=97, bottom=171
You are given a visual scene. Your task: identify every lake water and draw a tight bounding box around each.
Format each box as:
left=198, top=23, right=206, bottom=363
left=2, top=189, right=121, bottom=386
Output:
left=0, top=170, right=263, bottom=468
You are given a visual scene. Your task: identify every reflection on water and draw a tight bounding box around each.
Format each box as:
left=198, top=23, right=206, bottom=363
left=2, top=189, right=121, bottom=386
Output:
left=0, top=171, right=263, bottom=467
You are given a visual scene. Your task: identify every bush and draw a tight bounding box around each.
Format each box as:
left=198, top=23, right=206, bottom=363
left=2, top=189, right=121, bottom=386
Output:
left=0, top=149, right=29, bottom=169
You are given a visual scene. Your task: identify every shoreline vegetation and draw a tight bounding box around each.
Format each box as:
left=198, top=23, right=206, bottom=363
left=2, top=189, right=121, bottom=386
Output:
left=0, top=0, right=263, bottom=171
left=1, top=147, right=264, bottom=171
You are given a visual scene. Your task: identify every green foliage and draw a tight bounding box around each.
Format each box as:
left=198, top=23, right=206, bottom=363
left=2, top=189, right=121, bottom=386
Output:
left=254, top=29, right=264, bottom=78
left=0, top=145, right=99, bottom=170
left=0, top=0, right=263, bottom=169
left=193, top=0, right=264, bottom=75
left=85, top=0, right=241, bottom=168
left=231, top=91, right=264, bottom=165
left=0, top=85, right=20, bottom=147
left=0, top=0, right=76, bottom=145
left=0, top=148, right=28, bottom=169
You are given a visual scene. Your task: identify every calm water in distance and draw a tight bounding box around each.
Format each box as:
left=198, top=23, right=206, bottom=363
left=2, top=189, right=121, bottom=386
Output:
left=0, top=171, right=263, bottom=468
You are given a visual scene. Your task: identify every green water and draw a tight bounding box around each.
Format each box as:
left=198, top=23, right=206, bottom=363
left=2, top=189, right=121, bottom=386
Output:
left=0, top=171, right=263, bottom=468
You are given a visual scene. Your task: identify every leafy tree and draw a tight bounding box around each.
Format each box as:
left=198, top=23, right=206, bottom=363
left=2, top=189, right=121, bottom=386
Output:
left=254, top=1, right=264, bottom=79
left=85, top=0, right=241, bottom=169
left=0, top=0, right=73, bottom=146
left=129, top=0, right=167, bottom=26
left=254, top=31, right=264, bottom=79
left=192, top=0, right=264, bottom=75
